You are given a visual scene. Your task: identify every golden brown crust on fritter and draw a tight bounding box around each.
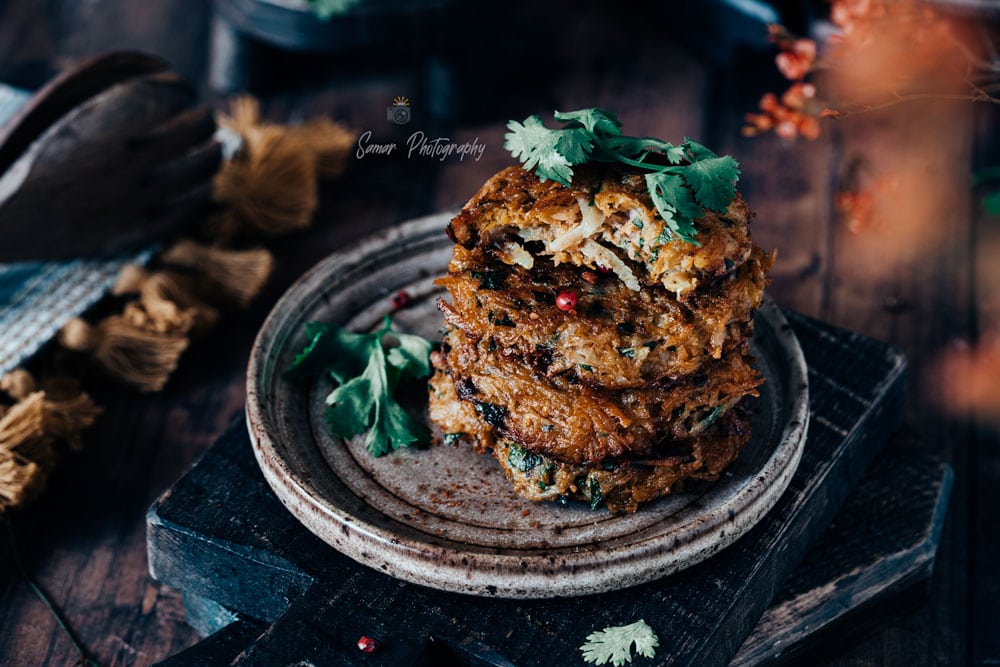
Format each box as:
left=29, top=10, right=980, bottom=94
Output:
left=430, top=162, right=768, bottom=512
left=432, top=376, right=752, bottom=513
left=447, top=165, right=754, bottom=297
left=436, top=244, right=771, bottom=388
left=428, top=350, right=493, bottom=452
left=439, top=329, right=762, bottom=466
left=492, top=409, right=751, bottom=513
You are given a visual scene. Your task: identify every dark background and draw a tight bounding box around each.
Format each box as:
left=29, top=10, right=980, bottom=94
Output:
left=0, top=0, right=996, bottom=664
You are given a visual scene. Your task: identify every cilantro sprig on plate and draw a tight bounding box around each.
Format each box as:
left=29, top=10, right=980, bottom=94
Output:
left=288, top=316, right=433, bottom=457
left=504, top=108, right=740, bottom=245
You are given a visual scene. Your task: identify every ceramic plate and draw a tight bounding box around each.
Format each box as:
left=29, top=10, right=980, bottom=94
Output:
left=246, top=213, right=809, bottom=599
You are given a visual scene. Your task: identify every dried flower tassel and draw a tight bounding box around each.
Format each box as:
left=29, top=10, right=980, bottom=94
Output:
left=0, top=451, right=45, bottom=512
left=219, top=96, right=353, bottom=178
left=115, top=264, right=219, bottom=336
left=287, top=116, right=355, bottom=178
left=0, top=392, right=54, bottom=470
left=2, top=369, right=98, bottom=451
left=1, top=369, right=36, bottom=401
left=211, top=124, right=317, bottom=240
left=121, top=301, right=196, bottom=337
left=112, top=263, right=150, bottom=295
left=210, top=95, right=353, bottom=241
left=0, top=374, right=99, bottom=512
left=224, top=95, right=262, bottom=131
left=41, top=393, right=101, bottom=452
left=58, top=317, right=189, bottom=393
left=160, top=241, right=273, bottom=308
left=0, top=391, right=45, bottom=445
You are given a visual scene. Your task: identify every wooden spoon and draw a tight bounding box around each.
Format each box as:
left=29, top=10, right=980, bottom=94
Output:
left=0, top=52, right=221, bottom=261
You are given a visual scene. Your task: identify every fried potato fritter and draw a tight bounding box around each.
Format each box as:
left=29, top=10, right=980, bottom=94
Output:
left=447, top=165, right=754, bottom=298
left=430, top=357, right=752, bottom=513
left=437, top=244, right=771, bottom=388
left=491, top=409, right=751, bottom=514
left=430, top=162, right=769, bottom=512
left=437, top=329, right=761, bottom=465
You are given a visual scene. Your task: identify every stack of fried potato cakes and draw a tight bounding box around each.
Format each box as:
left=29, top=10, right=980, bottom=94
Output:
left=429, top=165, right=772, bottom=512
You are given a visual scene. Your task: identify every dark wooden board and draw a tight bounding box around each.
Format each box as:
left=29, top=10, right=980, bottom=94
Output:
left=146, top=311, right=910, bottom=666
left=154, top=443, right=952, bottom=667
left=732, top=445, right=952, bottom=665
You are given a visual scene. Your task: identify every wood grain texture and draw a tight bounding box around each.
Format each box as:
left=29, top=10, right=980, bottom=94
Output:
left=146, top=312, right=906, bottom=666
left=709, top=56, right=835, bottom=320
left=148, top=438, right=953, bottom=667
left=732, top=448, right=953, bottom=666
left=0, top=0, right=994, bottom=664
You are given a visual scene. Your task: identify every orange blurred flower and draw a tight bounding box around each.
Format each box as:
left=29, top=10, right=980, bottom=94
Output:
left=831, top=0, right=873, bottom=33
left=782, top=82, right=817, bottom=109
left=826, top=0, right=966, bottom=105
left=742, top=84, right=822, bottom=140
left=835, top=189, right=874, bottom=233
left=746, top=0, right=996, bottom=141
left=776, top=39, right=817, bottom=81
left=835, top=175, right=899, bottom=234
left=933, top=337, right=1000, bottom=420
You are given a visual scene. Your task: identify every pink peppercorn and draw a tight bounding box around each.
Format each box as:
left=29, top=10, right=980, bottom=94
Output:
left=391, top=290, right=411, bottom=309
left=556, top=291, right=577, bottom=312
left=357, top=636, right=379, bottom=653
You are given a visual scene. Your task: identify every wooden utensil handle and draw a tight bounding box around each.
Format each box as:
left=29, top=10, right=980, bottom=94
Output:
left=0, top=52, right=171, bottom=174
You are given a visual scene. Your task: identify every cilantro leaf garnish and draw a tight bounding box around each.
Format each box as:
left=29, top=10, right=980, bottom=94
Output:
left=645, top=172, right=700, bottom=242
left=503, top=109, right=741, bottom=245
left=504, top=116, right=578, bottom=186
left=553, top=108, right=623, bottom=136
left=580, top=620, right=660, bottom=666
left=288, top=316, right=434, bottom=457
left=682, top=155, right=740, bottom=213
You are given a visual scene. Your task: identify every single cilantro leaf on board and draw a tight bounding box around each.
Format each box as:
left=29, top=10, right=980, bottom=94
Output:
left=680, top=155, right=741, bottom=213
left=554, top=108, right=622, bottom=136
left=580, top=620, right=660, bottom=667
left=290, top=317, right=434, bottom=457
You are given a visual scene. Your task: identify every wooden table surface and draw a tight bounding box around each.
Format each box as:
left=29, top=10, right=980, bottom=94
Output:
left=0, top=2, right=996, bottom=665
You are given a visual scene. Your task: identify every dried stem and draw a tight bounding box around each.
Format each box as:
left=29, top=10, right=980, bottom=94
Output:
left=827, top=89, right=1000, bottom=119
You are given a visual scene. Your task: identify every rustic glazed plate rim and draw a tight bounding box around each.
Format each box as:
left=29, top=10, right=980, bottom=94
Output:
left=246, top=213, right=810, bottom=599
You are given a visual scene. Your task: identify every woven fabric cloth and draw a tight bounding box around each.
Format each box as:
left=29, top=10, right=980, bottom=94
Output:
left=0, top=83, right=150, bottom=376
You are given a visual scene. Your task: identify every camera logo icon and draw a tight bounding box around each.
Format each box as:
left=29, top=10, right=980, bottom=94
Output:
left=387, top=96, right=411, bottom=125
